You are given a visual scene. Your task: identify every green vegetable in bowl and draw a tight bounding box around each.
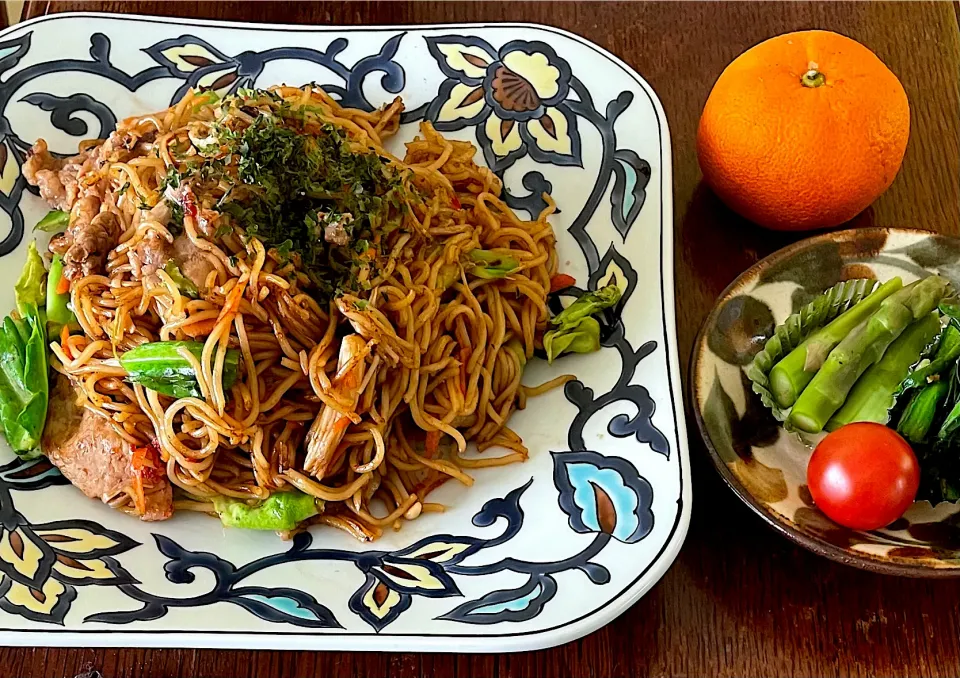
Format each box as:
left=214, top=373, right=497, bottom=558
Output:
left=897, top=381, right=950, bottom=444
left=788, top=275, right=950, bottom=433
left=769, top=277, right=902, bottom=408
left=899, top=323, right=960, bottom=393
left=213, top=491, right=320, bottom=530
left=543, top=284, right=621, bottom=363
left=826, top=311, right=940, bottom=430
left=746, top=278, right=882, bottom=423
left=120, top=340, right=240, bottom=398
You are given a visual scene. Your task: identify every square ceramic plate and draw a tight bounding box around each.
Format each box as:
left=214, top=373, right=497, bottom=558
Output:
left=0, top=12, right=689, bottom=651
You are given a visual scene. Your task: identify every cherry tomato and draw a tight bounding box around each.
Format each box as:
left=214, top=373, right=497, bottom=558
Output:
left=807, top=422, right=919, bottom=530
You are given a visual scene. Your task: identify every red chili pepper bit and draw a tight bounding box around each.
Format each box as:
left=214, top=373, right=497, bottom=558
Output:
left=182, top=187, right=198, bottom=219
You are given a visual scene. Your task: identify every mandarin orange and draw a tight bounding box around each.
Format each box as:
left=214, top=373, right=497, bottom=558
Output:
left=697, top=30, right=909, bottom=231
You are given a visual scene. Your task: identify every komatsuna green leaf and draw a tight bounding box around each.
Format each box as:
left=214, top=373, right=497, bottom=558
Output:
left=542, top=284, right=622, bottom=363
left=120, top=340, right=239, bottom=398
left=163, top=261, right=199, bottom=298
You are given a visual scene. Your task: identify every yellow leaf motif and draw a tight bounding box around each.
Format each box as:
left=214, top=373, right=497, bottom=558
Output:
left=435, top=43, right=493, bottom=79
left=197, top=67, right=239, bottom=95
left=160, top=43, right=225, bottom=73
left=0, top=527, right=46, bottom=582
left=526, top=107, right=572, bottom=156
left=596, top=258, right=628, bottom=298
left=403, top=541, right=472, bottom=564
left=52, top=555, right=118, bottom=583
left=437, top=84, right=487, bottom=124
left=376, top=562, right=445, bottom=591
left=33, top=526, right=121, bottom=556
left=484, top=113, right=523, bottom=158
left=4, top=577, right=66, bottom=616
left=362, top=580, right=402, bottom=620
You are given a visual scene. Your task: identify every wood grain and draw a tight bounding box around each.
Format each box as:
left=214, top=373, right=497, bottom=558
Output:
left=9, top=2, right=960, bottom=677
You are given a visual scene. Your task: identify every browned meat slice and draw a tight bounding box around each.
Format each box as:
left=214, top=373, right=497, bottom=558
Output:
left=132, top=232, right=215, bottom=291
left=130, top=230, right=171, bottom=280
left=42, top=374, right=173, bottom=521
left=22, top=139, right=98, bottom=211
left=172, top=235, right=215, bottom=289
left=57, top=201, right=123, bottom=281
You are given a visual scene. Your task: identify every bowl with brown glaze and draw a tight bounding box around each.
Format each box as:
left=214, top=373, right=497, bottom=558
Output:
left=692, top=227, right=960, bottom=576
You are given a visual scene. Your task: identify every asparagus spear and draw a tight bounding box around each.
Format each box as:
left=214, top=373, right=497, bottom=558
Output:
left=788, top=275, right=950, bottom=433
left=769, top=277, right=903, bottom=408
left=826, top=312, right=940, bottom=430
left=898, top=381, right=950, bottom=443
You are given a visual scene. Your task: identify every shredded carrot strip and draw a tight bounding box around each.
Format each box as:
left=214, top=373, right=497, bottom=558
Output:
left=181, top=319, right=218, bottom=338
left=56, top=275, right=70, bottom=296
left=425, top=430, right=441, bottom=459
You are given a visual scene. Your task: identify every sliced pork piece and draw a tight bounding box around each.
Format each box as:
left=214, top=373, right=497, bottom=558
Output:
left=171, top=235, right=215, bottom=289
left=132, top=232, right=215, bottom=291
left=130, top=230, right=171, bottom=280
left=56, top=202, right=122, bottom=281
left=23, top=139, right=98, bottom=211
left=41, top=374, right=173, bottom=521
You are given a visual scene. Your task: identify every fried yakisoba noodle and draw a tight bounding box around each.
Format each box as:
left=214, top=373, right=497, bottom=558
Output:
left=40, top=85, right=573, bottom=540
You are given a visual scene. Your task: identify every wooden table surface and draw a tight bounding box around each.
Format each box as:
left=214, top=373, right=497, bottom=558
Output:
left=5, top=2, right=960, bottom=677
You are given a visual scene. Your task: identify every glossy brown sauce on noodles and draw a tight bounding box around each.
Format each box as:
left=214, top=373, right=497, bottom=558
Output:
left=47, top=85, right=571, bottom=540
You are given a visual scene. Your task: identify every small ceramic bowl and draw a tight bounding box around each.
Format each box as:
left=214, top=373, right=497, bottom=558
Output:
left=692, top=227, right=960, bottom=577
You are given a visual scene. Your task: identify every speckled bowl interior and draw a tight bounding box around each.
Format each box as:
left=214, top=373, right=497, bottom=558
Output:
left=692, top=228, right=960, bottom=577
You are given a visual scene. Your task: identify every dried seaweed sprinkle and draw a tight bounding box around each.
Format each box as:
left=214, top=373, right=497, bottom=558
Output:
left=161, top=89, right=414, bottom=299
